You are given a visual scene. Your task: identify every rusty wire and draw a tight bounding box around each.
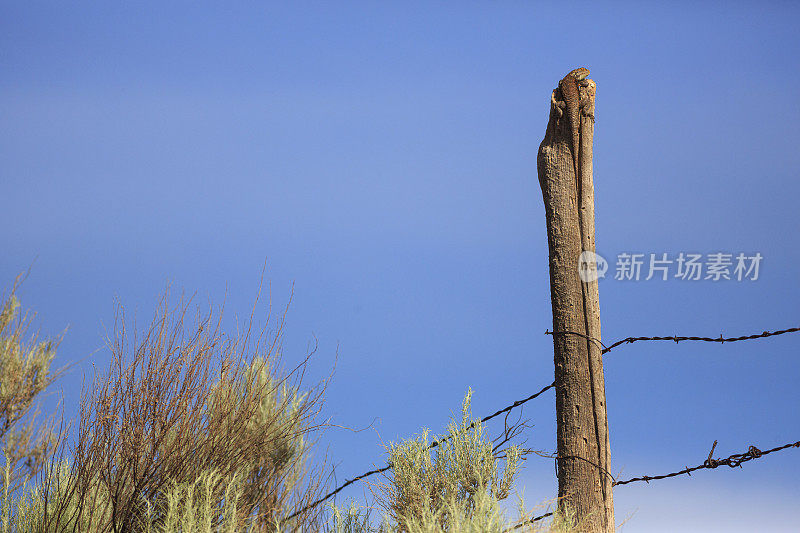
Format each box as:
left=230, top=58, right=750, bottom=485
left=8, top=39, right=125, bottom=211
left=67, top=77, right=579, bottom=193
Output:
left=284, top=325, right=799, bottom=523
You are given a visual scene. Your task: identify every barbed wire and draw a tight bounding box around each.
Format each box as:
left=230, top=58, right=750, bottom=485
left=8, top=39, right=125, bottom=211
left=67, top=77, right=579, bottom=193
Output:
left=285, top=324, right=799, bottom=523
left=504, top=511, right=553, bottom=531
left=546, top=325, right=800, bottom=355
left=613, top=438, right=800, bottom=486
left=509, top=438, right=800, bottom=529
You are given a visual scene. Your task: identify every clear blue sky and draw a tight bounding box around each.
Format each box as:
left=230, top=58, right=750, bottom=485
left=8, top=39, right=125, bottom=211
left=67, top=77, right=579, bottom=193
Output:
left=2, top=2, right=799, bottom=531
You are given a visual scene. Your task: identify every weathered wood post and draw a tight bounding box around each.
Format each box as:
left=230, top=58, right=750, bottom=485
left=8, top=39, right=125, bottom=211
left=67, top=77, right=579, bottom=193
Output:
left=537, top=68, right=614, bottom=532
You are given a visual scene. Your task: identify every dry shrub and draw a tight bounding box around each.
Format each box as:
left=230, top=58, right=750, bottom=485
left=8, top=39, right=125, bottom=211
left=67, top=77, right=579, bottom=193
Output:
left=37, top=287, right=328, bottom=532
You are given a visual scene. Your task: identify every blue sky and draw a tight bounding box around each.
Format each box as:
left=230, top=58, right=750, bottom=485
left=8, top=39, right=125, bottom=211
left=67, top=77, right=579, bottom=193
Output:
left=2, top=2, right=799, bottom=530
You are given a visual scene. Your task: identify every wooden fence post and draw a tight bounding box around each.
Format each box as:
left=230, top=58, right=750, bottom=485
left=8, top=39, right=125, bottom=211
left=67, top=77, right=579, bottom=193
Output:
left=536, top=69, right=614, bottom=532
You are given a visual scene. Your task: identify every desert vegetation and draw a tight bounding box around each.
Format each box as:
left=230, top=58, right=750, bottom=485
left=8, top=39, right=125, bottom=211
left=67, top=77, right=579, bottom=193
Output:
left=0, top=276, right=573, bottom=532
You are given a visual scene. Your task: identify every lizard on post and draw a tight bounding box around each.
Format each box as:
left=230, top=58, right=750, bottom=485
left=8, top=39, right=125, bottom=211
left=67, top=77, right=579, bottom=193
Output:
left=552, top=67, right=592, bottom=202
left=540, top=67, right=613, bottom=533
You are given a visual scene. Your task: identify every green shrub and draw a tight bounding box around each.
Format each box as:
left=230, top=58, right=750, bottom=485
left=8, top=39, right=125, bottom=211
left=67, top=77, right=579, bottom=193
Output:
left=373, top=388, right=520, bottom=532
left=0, top=277, right=67, bottom=495
left=326, top=389, right=574, bottom=533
